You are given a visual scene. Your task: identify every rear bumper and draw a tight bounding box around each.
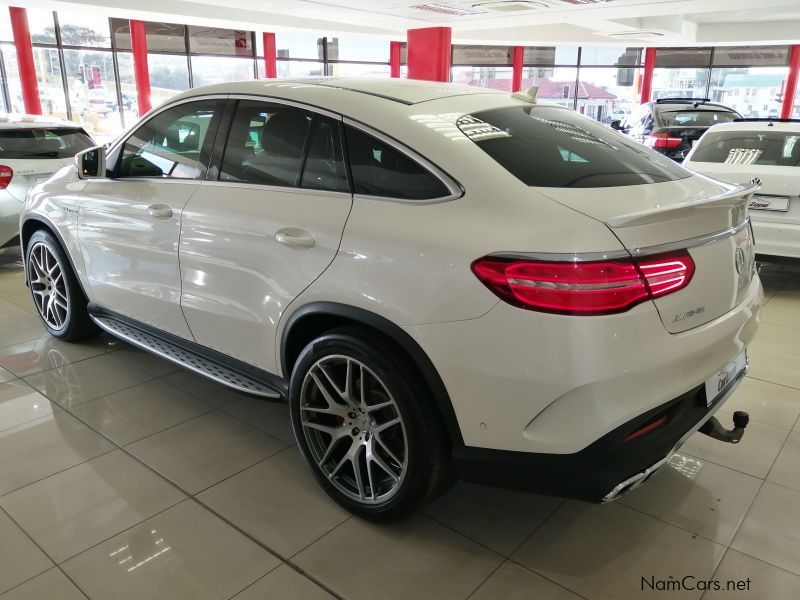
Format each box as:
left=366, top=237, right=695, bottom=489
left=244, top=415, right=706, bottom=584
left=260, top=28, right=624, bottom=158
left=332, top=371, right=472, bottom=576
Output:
left=453, top=366, right=745, bottom=502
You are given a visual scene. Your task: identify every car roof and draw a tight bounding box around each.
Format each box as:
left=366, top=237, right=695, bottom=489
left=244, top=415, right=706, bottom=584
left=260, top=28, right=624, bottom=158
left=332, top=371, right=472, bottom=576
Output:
left=0, top=113, right=83, bottom=130
left=701, top=120, right=800, bottom=133
left=174, top=77, right=510, bottom=106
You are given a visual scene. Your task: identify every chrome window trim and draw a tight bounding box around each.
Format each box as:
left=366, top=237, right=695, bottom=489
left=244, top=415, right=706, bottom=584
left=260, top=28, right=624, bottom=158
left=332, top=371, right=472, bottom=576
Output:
left=342, top=117, right=464, bottom=204
left=492, top=218, right=751, bottom=262
left=198, top=179, right=353, bottom=200
left=107, top=93, right=231, bottom=156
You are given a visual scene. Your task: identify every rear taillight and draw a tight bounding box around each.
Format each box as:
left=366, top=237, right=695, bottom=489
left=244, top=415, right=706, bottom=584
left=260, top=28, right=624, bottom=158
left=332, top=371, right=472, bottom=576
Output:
left=0, top=165, right=12, bottom=190
left=471, top=250, right=695, bottom=316
left=644, top=133, right=682, bottom=149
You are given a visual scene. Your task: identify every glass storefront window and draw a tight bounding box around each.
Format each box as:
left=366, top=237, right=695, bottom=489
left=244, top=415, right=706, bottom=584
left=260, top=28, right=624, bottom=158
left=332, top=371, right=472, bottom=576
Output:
left=108, top=51, right=187, bottom=122
left=57, top=13, right=111, bottom=47
left=655, top=47, right=712, bottom=68
left=522, top=66, right=578, bottom=109
left=523, top=46, right=578, bottom=66
left=579, top=46, right=641, bottom=67
left=63, top=49, right=121, bottom=136
left=652, top=68, right=710, bottom=100
left=331, top=36, right=388, bottom=62
left=112, top=19, right=187, bottom=52
left=709, top=66, right=788, bottom=118
left=275, top=33, right=323, bottom=60
left=188, top=27, right=253, bottom=57
left=1, top=44, right=23, bottom=113
left=26, top=9, right=57, bottom=44
left=328, top=63, right=390, bottom=78
left=452, top=45, right=512, bottom=66
left=275, top=60, right=325, bottom=78
left=192, top=56, right=254, bottom=86
left=576, top=67, right=642, bottom=123
left=451, top=66, right=513, bottom=91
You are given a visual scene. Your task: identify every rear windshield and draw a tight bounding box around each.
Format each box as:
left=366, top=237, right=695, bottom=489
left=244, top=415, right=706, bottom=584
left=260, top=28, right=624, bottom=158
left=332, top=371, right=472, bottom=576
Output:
left=457, top=106, right=689, bottom=188
left=658, top=109, right=739, bottom=128
left=691, top=130, right=800, bottom=166
left=0, top=127, right=94, bottom=159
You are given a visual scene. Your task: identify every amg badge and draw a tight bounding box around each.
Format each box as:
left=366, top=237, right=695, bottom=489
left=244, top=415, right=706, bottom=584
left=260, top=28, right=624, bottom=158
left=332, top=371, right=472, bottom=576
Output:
left=673, top=306, right=706, bottom=323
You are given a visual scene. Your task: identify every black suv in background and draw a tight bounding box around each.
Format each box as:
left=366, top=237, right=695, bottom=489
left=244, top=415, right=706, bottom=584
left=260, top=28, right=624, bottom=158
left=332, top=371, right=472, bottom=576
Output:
left=611, top=98, right=742, bottom=161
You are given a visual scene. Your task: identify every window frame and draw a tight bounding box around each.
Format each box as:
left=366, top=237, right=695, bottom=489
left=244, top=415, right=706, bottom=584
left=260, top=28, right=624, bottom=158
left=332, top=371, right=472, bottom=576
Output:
left=108, top=95, right=226, bottom=181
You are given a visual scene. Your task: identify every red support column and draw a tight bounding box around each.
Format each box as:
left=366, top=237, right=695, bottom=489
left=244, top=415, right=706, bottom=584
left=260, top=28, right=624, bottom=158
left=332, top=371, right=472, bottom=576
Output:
left=390, top=41, right=402, bottom=78
left=640, top=47, right=657, bottom=104
left=781, top=45, right=800, bottom=119
left=130, top=20, right=151, bottom=116
left=407, top=27, right=451, bottom=82
left=511, top=46, right=524, bottom=93
left=9, top=7, right=41, bottom=115
left=263, top=32, right=277, bottom=78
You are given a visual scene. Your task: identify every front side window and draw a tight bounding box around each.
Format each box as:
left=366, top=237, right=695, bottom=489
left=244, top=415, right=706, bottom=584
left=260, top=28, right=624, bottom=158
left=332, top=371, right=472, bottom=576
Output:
left=0, top=127, right=93, bottom=159
left=344, top=126, right=450, bottom=200
left=457, top=105, right=690, bottom=187
left=117, top=100, right=221, bottom=179
left=220, top=101, right=312, bottom=187
left=691, top=130, right=800, bottom=166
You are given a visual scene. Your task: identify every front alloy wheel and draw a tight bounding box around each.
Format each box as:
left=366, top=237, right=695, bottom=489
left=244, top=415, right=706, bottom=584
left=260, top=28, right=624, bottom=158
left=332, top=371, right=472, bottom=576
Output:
left=28, top=241, right=69, bottom=331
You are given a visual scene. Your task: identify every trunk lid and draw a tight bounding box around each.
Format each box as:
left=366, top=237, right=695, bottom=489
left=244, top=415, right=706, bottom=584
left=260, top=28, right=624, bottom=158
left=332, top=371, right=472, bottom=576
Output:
left=536, top=176, right=758, bottom=332
left=682, top=162, right=800, bottom=226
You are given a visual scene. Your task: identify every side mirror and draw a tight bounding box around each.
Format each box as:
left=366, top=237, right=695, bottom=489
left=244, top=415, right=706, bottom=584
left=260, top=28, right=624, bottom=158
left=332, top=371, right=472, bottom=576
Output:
left=76, top=146, right=106, bottom=179
left=609, top=119, right=622, bottom=131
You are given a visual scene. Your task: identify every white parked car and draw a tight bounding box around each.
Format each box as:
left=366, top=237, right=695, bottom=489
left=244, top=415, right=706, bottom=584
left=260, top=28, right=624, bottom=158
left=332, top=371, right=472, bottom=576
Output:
left=684, top=119, right=800, bottom=258
left=0, top=115, right=94, bottom=250
left=21, top=79, right=762, bottom=520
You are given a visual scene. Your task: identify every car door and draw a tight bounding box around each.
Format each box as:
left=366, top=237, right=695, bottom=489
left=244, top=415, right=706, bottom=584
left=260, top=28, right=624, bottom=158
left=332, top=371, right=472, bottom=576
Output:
left=78, top=98, right=225, bottom=339
left=179, top=99, right=352, bottom=372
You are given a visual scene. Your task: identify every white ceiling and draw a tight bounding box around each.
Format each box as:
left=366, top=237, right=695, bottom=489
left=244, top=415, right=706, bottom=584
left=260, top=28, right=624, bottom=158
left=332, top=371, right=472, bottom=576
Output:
left=7, top=0, right=800, bottom=45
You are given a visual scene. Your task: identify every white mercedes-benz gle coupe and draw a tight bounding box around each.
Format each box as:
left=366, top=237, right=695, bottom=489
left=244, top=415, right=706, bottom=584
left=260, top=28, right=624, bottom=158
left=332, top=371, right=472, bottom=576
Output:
left=21, top=78, right=762, bottom=521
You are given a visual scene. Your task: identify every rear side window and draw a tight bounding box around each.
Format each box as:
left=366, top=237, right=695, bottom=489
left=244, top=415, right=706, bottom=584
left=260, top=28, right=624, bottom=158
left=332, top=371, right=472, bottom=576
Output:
left=457, top=106, right=689, bottom=188
left=221, top=101, right=312, bottom=187
left=691, top=130, right=800, bottom=166
left=657, top=109, right=739, bottom=128
left=0, top=128, right=93, bottom=159
left=344, top=126, right=450, bottom=200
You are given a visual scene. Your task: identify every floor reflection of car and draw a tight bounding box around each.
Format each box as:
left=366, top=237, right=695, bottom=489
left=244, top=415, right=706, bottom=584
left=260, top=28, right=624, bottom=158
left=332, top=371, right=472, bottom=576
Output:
left=0, top=115, right=95, bottom=250
left=21, top=79, right=762, bottom=521
left=684, top=118, right=800, bottom=258
left=612, top=98, right=741, bottom=161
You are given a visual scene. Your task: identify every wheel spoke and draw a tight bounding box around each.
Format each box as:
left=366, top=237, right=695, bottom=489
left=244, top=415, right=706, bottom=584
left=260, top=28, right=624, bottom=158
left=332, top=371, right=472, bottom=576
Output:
left=352, top=445, right=366, bottom=499
left=309, top=371, right=342, bottom=411
left=374, top=433, right=402, bottom=467
left=365, top=399, right=393, bottom=413
left=368, top=450, right=400, bottom=483
left=303, top=420, right=340, bottom=436
left=373, top=417, right=401, bottom=435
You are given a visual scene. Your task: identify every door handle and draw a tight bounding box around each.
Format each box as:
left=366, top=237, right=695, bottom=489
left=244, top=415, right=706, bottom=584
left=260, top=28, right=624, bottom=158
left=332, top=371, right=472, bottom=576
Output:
left=275, top=228, right=315, bottom=249
left=146, top=203, right=173, bottom=219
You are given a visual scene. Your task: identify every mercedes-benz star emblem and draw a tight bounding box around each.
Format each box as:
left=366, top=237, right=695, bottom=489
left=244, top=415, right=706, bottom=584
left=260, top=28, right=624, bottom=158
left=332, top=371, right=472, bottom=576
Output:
left=750, top=177, right=762, bottom=186
left=735, top=247, right=746, bottom=275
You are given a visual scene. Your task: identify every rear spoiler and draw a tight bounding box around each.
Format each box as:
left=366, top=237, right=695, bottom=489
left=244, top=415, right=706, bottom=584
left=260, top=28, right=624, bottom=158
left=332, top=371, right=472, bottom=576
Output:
left=733, top=118, right=800, bottom=124
left=605, top=185, right=759, bottom=228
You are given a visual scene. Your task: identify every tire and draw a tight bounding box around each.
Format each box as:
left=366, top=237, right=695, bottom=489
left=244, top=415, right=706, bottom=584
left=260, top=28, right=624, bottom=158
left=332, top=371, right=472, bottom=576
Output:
left=290, top=326, right=451, bottom=521
left=25, top=229, right=98, bottom=342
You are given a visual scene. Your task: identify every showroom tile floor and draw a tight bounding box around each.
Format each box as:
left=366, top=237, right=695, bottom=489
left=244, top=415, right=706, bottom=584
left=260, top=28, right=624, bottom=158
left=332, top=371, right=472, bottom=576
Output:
left=1, top=251, right=799, bottom=600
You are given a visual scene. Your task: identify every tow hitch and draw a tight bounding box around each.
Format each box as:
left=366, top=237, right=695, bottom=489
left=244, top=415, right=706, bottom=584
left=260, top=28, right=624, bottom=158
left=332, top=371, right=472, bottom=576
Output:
left=699, top=411, right=749, bottom=444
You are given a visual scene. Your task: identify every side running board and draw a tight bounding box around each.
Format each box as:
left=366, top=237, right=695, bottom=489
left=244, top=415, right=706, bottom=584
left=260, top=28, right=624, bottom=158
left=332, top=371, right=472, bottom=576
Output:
left=92, top=315, right=283, bottom=399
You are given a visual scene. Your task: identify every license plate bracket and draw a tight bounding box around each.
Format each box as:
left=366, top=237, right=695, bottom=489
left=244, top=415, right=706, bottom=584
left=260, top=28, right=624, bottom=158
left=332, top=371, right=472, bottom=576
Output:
left=704, top=350, right=747, bottom=407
